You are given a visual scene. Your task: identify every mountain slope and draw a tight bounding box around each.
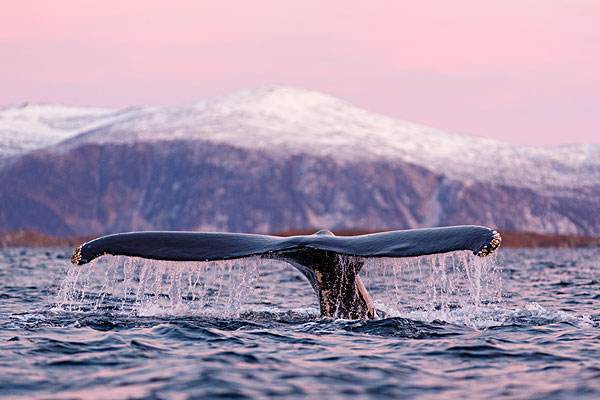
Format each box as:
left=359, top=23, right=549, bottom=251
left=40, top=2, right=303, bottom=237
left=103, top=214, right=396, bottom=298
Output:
left=57, top=86, right=600, bottom=192
left=0, top=103, right=115, bottom=158
left=1, top=86, right=599, bottom=236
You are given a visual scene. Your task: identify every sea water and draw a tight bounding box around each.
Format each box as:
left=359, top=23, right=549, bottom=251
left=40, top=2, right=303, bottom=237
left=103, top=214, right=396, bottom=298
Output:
left=0, top=247, right=598, bottom=399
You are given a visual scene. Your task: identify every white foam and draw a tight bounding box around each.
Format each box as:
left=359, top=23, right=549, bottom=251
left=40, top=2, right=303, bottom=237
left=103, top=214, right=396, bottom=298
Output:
left=387, top=303, right=595, bottom=330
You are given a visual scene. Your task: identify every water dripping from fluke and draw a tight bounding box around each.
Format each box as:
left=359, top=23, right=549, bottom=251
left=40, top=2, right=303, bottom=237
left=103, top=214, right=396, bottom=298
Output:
left=54, top=256, right=263, bottom=318
left=66, top=226, right=503, bottom=320
left=54, top=249, right=510, bottom=329
left=361, top=253, right=503, bottom=316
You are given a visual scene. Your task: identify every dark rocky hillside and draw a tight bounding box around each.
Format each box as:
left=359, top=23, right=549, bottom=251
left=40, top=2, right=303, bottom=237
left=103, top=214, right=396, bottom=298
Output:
left=1, top=138, right=599, bottom=236
left=2, top=86, right=599, bottom=236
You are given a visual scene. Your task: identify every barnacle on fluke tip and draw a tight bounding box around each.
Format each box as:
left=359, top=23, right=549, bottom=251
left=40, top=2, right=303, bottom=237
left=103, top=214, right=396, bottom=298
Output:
left=477, top=230, right=502, bottom=257
left=71, top=244, right=83, bottom=265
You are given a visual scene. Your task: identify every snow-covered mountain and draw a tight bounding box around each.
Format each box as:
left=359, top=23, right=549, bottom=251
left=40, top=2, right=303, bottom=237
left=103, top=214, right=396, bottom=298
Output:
left=0, top=103, right=115, bottom=158
left=53, top=86, right=599, bottom=192
left=1, top=86, right=599, bottom=236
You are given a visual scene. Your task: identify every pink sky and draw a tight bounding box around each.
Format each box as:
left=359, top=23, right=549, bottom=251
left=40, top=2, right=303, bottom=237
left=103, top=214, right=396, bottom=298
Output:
left=1, top=0, right=599, bottom=145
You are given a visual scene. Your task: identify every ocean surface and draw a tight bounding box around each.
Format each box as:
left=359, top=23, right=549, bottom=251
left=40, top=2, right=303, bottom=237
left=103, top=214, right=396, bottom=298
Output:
left=0, top=247, right=598, bottom=399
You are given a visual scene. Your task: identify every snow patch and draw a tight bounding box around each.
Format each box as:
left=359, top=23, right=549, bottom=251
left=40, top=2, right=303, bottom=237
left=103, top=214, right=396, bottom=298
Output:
left=3, top=87, right=599, bottom=194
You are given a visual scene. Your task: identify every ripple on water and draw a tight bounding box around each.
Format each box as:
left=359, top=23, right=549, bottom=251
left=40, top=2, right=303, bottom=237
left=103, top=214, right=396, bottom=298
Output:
left=0, top=247, right=599, bottom=399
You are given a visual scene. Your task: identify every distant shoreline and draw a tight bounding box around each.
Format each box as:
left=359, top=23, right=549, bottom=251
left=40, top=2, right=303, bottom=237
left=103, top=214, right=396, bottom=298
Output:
left=1, top=229, right=598, bottom=249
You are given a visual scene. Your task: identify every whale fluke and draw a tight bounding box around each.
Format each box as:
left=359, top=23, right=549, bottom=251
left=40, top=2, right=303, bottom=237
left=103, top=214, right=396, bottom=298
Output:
left=71, top=225, right=501, bottom=319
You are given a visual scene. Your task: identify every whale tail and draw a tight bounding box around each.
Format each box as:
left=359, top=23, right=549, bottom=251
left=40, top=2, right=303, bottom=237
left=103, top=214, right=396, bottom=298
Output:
left=71, top=226, right=501, bottom=319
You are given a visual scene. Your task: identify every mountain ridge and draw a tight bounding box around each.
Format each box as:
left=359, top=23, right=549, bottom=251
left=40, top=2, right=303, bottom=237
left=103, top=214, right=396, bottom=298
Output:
left=1, top=86, right=598, bottom=237
left=52, top=86, right=600, bottom=192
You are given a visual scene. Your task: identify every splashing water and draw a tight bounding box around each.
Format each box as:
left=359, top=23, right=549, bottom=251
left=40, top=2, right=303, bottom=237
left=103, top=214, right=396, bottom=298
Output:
left=54, top=256, right=263, bottom=317
left=54, top=251, right=506, bottom=326
left=360, top=251, right=505, bottom=327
